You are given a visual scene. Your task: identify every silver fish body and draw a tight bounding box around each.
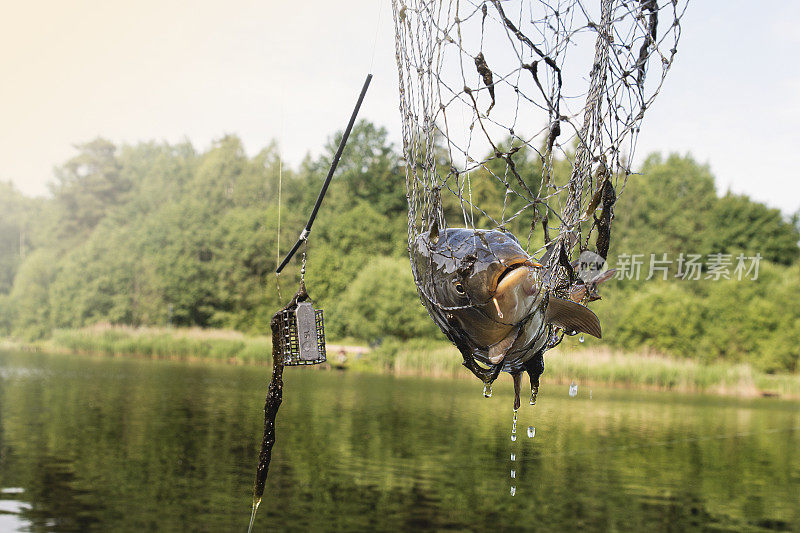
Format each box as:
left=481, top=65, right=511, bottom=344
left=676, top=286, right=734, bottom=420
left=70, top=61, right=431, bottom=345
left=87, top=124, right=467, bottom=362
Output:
left=411, top=227, right=601, bottom=395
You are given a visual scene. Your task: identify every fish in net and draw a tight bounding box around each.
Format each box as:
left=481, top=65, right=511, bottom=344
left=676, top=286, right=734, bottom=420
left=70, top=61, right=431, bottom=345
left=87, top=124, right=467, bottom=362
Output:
left=392, top=0, right=687, bottom=401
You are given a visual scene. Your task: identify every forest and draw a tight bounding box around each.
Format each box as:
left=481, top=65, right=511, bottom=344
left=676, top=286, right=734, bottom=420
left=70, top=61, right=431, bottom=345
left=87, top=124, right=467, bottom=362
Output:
left=1, top=120, right=799, bottom=372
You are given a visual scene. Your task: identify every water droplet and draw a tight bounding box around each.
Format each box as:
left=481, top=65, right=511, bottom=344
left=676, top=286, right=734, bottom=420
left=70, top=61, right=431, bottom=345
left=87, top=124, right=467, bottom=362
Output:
left=569, top=381, right=578, bottom=397
left=510, top=453, right=516, bottom=461
left=510, top=486, right=516, bottom=496
left=589, top=390, right=592, bottom=400
left=529, top=386, right=538, bottom=405
left=579, top=335, right=585, bottom=343
left=482, top=382, right=492, bottom=398
left=570, top=330, right=577, bottom=336
left=527, top=426, right=536, bottom=438
left=511, top=434, right=517, bottom=442
left=510, top=470, right=516, bottom=479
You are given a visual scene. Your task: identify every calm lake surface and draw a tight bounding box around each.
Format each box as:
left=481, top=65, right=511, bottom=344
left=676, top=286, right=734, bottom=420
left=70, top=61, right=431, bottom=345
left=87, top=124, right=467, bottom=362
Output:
left=0, top=350, right=798, bottom=532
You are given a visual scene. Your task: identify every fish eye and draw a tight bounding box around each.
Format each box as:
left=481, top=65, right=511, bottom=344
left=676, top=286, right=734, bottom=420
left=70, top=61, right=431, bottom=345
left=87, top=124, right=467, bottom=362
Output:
left=454, top=282, right=466, bottom=295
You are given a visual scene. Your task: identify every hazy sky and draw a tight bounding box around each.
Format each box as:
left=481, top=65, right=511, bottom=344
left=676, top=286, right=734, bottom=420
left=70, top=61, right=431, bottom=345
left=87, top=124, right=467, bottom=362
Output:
left=2, top=1, right=799, bottom=215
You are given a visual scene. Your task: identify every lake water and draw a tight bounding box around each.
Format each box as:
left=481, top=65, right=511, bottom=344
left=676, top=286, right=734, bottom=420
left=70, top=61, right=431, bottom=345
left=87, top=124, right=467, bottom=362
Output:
left=0, top=350, right=798, bottom=532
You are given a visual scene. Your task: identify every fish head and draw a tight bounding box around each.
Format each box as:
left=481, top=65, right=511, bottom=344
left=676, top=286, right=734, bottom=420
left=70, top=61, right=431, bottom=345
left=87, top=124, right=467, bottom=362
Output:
left=413, top=227, right=544, bottom=350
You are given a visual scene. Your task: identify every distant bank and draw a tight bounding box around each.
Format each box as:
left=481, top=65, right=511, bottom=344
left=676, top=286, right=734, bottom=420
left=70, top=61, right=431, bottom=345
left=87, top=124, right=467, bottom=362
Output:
left=4, top=324, right=799, bottom=400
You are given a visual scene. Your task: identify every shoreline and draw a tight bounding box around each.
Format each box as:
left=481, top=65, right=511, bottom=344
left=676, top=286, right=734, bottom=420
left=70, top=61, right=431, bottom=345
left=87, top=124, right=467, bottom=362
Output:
left=3, top=325, right=799, bottom=400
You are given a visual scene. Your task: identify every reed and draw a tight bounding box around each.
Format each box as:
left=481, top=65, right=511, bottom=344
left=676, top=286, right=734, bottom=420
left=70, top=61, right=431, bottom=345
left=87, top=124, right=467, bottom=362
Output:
left=48, top=324, right=272, bottom=364
left=19, top=325, right=800, bottom=398
left=364, top=341, right=799, bottom=398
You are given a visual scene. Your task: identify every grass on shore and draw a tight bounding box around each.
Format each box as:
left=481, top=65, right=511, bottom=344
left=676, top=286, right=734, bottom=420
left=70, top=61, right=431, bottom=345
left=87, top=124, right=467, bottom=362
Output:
left=364, top=339, right=800, bottom=398
left=46, top=324, right=273, bottom=364
left=8, top=324, right=800, bottom=399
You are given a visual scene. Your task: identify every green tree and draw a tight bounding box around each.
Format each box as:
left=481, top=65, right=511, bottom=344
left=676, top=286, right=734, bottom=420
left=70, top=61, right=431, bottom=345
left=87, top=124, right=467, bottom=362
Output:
left=612, top=153, right=718, bottom=261
left=2, top=125, right=798, bottom=374
left=0, top=181, right=39, bottom=294
left=336, top=256, right=440, bottom=341
left=9, top=249, right=59, bottom=339
left=49, top=138, right=129, bottom=244
left=708, top=193, right=799, bottom=265
left=305, top=200, right=404, bottom=316
left=318, top=121, right=407, bottom=217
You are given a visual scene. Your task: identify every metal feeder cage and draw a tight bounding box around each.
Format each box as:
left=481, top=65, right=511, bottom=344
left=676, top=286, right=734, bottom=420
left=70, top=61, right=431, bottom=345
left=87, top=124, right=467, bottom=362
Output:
left=276, top=301, right=327, bottom=366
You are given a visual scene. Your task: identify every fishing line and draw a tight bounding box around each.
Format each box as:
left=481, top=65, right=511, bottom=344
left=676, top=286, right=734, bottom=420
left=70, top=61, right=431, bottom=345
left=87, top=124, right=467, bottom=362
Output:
left=275, top=87, right=285, bottom=302
left=369, top=0, right=383, bottom=74
left=275, top=150, right=284, bottom=302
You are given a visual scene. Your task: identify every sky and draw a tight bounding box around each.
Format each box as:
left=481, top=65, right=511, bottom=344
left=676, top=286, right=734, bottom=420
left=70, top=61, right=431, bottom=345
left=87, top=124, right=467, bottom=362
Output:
left=1, top=1, right=799, bottom=215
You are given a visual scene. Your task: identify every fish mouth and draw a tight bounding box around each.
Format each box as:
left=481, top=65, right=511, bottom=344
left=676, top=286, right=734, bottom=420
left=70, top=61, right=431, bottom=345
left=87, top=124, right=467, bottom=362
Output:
left=492, top=259, right=542, bottom=294
left=486, top=258, right=544, bottom=327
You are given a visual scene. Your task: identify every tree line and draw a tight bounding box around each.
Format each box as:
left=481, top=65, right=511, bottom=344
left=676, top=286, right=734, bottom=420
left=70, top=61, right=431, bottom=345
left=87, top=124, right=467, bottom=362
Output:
left=1, top=121, right=798, bottom=371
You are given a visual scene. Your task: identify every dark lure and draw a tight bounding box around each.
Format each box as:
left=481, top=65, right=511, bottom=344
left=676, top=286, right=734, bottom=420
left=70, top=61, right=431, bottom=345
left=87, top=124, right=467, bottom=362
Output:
left=412, top=223, right=603, bottom=408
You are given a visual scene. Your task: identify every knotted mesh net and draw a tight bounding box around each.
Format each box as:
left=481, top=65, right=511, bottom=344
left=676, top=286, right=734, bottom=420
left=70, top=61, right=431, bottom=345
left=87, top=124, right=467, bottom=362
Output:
left=393, top=0, right=686, bottom=296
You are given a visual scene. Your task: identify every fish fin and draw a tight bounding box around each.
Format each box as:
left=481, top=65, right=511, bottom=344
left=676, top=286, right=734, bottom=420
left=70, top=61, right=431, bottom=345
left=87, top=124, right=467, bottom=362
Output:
left=585, top=268, right=617, bottom=301
left=545, top=296, right=602, bottom=339
left=569, top=284, right=586, bottom=303
left=592, top=268, right=616, bottom=284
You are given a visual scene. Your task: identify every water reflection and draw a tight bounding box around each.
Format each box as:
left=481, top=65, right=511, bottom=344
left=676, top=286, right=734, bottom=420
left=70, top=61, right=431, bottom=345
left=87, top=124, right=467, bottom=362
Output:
left=0, top=350, right=798, bottom=531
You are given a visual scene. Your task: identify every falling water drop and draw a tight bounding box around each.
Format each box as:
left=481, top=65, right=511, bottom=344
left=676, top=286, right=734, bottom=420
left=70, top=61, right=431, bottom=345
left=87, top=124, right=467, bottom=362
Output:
left=483, top=382, right=493, bottom=398
left=529, top=386, right=538, bottom=405
left=527, top=426, right=536, bottom=438
left=579, top=335, right=585, bottom=343
left=569, top=381, right=578, bottom=398
left=509, top=409, right=519, bottom=497
left=511, top=408, right=518, bottom=441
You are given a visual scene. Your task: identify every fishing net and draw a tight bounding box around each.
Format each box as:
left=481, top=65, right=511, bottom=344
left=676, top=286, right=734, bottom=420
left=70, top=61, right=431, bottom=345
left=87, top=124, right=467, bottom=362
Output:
left=392, top=0, right=686, bottom=294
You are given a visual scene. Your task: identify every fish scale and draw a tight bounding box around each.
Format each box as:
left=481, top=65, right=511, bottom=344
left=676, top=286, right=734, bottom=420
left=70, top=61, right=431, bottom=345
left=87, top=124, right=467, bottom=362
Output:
left=412, top=226, right=607, bottom=406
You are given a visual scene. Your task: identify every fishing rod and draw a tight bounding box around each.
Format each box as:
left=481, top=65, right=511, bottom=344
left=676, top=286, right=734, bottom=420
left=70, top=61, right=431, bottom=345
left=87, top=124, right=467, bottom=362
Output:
left=250, top=73, right=373, bottom=533
left=275, top=73, right=373, bottom=274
